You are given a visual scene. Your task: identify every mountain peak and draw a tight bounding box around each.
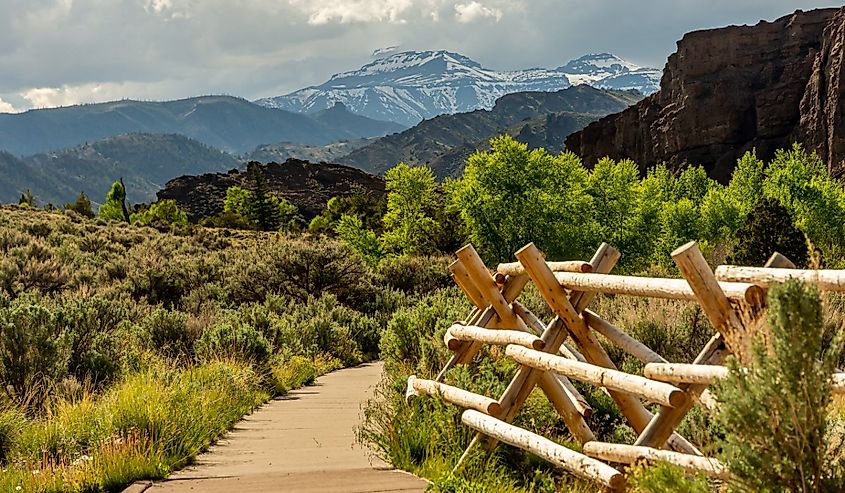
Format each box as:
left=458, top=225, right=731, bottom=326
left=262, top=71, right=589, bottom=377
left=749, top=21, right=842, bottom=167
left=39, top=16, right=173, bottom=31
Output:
left=557, top=53, right=642, bottom=75
left=256, top=50, right=661, bottom=126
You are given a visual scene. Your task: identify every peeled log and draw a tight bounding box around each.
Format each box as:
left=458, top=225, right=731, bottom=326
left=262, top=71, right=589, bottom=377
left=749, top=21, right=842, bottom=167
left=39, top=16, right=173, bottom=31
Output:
left=583, top=310, right=667, bottom=365
left=447, top=324, right=545, bottom=350
left=462, top=410, right=625, bottom=490
left=497, top=260, right=593, bottom=277
left=582, top=442, right=730, bottom=480
left=833, top=373, right=845, bottom=394
left=644, top=363, right=729, bottom=385
left=408, top=376, right=501, bottom=415
left=553, top=271, right=762, bottom=303
left=507, top=345, right=687, bottom=408
left=715, top=265, right=845, bottom=291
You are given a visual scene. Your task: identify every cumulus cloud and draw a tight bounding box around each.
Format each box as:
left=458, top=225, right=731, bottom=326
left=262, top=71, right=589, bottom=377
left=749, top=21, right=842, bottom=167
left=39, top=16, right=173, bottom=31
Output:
left=0, top=0, right=837, bottom=111
left=0, top=97, right=18, bottom=114
left=289, top=0, right=416, bottom=25
left=454, top=1, right=502, bottom=23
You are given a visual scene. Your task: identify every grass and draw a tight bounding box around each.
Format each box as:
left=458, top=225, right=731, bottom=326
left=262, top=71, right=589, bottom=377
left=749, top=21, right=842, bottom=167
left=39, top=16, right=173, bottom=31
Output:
left=0, top=355, right=339, bottom=493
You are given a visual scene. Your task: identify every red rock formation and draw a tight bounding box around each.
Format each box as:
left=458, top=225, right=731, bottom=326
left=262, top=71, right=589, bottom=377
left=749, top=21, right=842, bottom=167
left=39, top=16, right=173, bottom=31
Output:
left=566, top=7, right=845, bottom=182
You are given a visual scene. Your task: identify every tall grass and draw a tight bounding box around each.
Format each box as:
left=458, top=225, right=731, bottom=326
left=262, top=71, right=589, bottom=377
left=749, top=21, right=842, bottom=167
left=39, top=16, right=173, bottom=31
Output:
left=0, top=359, right=268, bottom=492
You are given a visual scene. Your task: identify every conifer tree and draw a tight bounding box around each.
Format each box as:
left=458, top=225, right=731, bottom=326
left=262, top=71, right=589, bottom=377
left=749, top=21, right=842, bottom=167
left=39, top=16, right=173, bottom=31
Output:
left=248, top=163, right=282, bottom=232
left=64, top=192, right=94, bottom=218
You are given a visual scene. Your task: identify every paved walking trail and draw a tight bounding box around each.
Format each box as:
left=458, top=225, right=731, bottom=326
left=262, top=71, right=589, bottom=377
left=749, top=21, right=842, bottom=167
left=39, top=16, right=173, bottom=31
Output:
left=142, top=362, right=427, bottom=493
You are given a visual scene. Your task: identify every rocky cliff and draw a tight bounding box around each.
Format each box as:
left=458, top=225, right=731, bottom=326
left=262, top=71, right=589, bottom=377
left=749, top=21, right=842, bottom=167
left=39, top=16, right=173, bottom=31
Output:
left=157, top=159, right=385, bottom=223
left=566, top=7, right=845, bottom=182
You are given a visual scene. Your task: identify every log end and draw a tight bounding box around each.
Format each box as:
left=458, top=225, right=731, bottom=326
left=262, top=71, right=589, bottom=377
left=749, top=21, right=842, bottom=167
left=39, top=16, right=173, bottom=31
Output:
left=670, top=240, right=699, bottom=259
left=607, top=472, right=627, bottom=491
left=486, top=401, right=502, bottom=416
left=515, top=242, right=539, bottom=258
left=581, top=407, right=593, bottom=419
left=405, top=375, right=419, bottom=403
left=744, top=284, right=766, bottom=305
left=579, top=263, right=594, bottom=273
left=494, top=272, right=508, bottom=285
left=668, top=389, right=689, bottom=409
left=446, top=338, right=463, bottom=351
left=531, top=339, right=546, bottom=351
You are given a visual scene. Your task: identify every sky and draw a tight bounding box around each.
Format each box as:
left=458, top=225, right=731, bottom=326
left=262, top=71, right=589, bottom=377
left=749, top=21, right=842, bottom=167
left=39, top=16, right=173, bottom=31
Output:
left=0, top=0, right=840, bottom=113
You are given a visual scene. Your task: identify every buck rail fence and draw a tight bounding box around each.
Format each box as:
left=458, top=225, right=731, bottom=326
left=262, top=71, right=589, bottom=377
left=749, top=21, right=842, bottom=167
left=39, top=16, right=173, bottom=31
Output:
left=405, top=241, right=845, bottom=491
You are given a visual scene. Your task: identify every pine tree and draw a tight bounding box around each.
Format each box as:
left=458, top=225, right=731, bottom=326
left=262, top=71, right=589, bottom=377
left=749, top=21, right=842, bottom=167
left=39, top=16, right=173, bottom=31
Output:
left=64, top=192, right=94, bottom=218
left=247, top=163, right=282, bottom=231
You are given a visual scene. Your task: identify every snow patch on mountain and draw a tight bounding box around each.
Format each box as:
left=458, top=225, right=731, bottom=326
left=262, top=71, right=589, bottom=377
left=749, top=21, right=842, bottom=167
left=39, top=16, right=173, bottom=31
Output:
left=256, top=50, right=661, bottom=126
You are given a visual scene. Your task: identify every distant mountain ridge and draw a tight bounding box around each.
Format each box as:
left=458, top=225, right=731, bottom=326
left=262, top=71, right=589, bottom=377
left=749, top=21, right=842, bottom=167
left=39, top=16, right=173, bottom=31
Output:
left=256, top=50, right=660, bottom=126
left=0, top=133, right=240, bottom=205
left=338, top=85, right=644, bottom=177
left=0, top=96, right=405, bottom=157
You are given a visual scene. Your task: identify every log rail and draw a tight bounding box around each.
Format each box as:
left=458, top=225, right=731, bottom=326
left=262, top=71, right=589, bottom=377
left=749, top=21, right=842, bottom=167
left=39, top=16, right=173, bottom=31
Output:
left=406, top=242, right=844, bottom=490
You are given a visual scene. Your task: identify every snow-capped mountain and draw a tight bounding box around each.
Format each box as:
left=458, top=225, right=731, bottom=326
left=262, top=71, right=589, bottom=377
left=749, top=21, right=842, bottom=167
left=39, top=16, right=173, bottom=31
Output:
left=256, top=51, right=661, bottom=127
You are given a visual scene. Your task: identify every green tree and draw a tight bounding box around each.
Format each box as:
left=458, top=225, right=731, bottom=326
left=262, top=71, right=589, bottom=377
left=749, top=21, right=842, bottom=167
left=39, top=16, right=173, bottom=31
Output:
left=587, top=157, right=640, bottom=256
left=17, top=189, right=37, bottom=208
left=64, top=191, right=94, bottom=218
left=381, top=162, right=439, bottom=256
left=335, top=214, right=383, bottom=266
left=674, top=165, right=712, bottom=203
left=716, top=280, right=845, bottom=492
left=762, top=144, right=845, bottom=260
left=653, top=198, right=700, bottom=264
left=620, top=164, right=675, bottom=270
left=222, top=182, right=295, bottom=232
left=727, top=198, right=807, bottom=267
left=130, top=199, right=189, bottom=225
left=448, top=135, right=596, bottom=262
left=700, top=150, right=766, bottom=243
left=99, top=179, right=130, bottom=222
left=249, top=164, right=284, bottom=232
left=309, top=195, right=386, bottom=235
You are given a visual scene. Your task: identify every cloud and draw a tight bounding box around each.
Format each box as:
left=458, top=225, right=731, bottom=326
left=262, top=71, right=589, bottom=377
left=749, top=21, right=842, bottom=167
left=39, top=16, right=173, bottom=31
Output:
left=454, top=1, right=502, bottom=23
left=0, top=97, right=19, bottom=113
left=289, top=0, right=417, bottom=25
left=0, top=0, right=837, bottom=112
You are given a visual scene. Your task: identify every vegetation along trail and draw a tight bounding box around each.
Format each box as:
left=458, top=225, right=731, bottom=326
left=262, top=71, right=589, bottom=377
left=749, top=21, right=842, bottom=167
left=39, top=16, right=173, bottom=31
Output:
left=141, top=362, right=427, bottom=493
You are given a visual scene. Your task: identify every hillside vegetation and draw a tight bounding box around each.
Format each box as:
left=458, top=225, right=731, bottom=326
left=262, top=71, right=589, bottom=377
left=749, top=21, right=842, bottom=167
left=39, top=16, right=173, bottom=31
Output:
left=4, top=132, right=845, bottom=492
left=340, top=85, right=642, bottom=177
left=0, top=206, right=451, bottom=492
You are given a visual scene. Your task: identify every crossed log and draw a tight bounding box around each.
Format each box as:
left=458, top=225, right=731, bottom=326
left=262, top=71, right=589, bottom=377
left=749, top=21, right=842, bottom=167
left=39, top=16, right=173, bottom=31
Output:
left=405, top=243, right=839, bottom=490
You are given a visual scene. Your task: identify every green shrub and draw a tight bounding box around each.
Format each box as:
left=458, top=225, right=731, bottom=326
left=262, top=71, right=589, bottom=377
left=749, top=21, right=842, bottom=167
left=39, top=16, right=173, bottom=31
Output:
left=627, top=462, right=710, bottom=493
left=64, top=296, right=127, bottom=387
left=374, top=255, right=453, bottom=294
left=716, top=280, right=845, bottom=492
left=0, top=299, right=70, bottom=403
left=140, top=309, right=195, bottom=360
left=380, top=288, right=468, bottom=375
left=225, top=236, right=370, bottom=306
left=130, top=200, right=189, bottom=226
left=195, top=323, right=272, bottom=371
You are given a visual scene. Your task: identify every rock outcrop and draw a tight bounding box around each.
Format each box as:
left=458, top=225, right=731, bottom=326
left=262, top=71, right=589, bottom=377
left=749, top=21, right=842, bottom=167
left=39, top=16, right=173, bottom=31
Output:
left=566, top=7, right=845, bottom=181
left=157, top=159, right=385, bottom=223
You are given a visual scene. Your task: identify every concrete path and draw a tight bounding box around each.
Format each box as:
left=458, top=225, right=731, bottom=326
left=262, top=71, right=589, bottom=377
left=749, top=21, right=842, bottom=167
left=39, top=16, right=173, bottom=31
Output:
left=144, top=362, right=426, bottom=493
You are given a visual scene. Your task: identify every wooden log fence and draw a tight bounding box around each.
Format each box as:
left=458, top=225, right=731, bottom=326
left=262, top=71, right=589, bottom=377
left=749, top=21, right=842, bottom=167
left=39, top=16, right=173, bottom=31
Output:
left=406, top=241, right=845, bottom=490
